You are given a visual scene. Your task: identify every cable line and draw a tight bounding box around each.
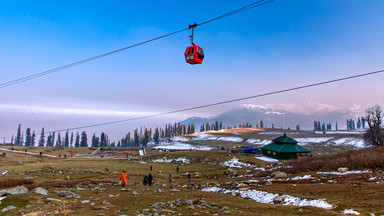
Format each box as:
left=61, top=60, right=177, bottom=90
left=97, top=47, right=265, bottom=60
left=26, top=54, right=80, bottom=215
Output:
left=0, top=0, right=274, bottom=89
left=0, top=68, right=379, bottom=139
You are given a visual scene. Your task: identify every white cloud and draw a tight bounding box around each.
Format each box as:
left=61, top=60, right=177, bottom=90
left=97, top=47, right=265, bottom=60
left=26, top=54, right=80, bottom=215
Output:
left=0, top=104, right=151, bottom=117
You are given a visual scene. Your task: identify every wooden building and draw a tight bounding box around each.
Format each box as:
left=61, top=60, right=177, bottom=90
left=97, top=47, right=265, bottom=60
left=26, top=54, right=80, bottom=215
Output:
left=261, top=133, right=311, bottom=160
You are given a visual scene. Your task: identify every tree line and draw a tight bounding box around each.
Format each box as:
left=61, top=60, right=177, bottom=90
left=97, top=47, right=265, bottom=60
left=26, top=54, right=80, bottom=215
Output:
left=313, top=117, right=366, bottom=131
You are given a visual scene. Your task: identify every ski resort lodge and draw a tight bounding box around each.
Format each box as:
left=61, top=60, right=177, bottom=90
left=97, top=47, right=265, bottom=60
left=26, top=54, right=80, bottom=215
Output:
left=261, top=133, right=311, bottom=160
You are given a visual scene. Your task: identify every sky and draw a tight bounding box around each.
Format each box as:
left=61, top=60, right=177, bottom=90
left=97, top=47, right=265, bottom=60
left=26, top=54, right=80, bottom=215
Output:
left=1, top=0, right=384, bottom=142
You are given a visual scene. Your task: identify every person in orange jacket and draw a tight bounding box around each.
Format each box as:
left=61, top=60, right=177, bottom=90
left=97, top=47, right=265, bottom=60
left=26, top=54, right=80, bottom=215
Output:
left=120, top=171, right=128, bottom=187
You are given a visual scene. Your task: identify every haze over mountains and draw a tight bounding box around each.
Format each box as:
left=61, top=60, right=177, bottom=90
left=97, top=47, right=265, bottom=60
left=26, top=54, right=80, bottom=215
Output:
left=181, top=103, right=362, bottom=130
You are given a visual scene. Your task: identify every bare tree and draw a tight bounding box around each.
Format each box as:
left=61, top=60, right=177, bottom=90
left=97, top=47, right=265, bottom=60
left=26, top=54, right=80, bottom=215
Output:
left=363, top=104, right=384, bottom=146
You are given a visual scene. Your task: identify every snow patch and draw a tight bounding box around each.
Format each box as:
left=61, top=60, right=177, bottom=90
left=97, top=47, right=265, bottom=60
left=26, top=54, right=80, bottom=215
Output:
left=151, top=141, right=213, bottom=150
left=255, top=156, right=279, bottom=163
left=202, top=187, right=334, bottom=209
left=342, top=209, right=360, bottom=215
left=223, top=157, right=252, bottom=168
left=151, top=157, right=190, bottom=164
left=289, top=175, right=314, bottom=180
left=317, top=170, right=371, bottom=175
left=218, top=137, right=243, bottom=142
left=327, top=138, right=366, bottom=148
left=246, top=139, right=271, bottom=145
left=295, top=137, right=333, bottom=144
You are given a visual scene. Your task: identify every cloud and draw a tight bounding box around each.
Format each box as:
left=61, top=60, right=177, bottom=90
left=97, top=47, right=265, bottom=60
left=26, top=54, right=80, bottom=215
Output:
left=0, top=104, right=151, bottom=117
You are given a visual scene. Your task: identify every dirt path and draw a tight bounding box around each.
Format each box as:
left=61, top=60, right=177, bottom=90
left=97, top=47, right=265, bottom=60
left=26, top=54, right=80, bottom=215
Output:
left=0, top=147, right=57, bottom=158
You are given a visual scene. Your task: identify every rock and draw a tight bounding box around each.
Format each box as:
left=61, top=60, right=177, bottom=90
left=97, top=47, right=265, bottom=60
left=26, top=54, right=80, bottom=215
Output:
left=102, top=201, right=110, bottom=205
left=154, top=188, right=165, bottom=193
left=58, top=191, right=81, bottom=199
left=18, top=161, right=23, bottom=165
left=338, top=167, right=349, bottom=173
left=273, top=196, right=285, bottom=204
left=2, top=205, right=16, bottom=212
left=186, top=205, right=194, bottom=209
left=238, top=188, right=249, bottom=191
left=33, top=187, right=49, bottom=195
left=131, top=191, right=140, bottom=195
left=82, top=200, right=90, bottom=204
left=77, top=187, right=87, bottom=191
left=220, top=206, right=229, bottom=211
left=44, top=198, right=62, bottom=203
left=7, top=186, right=28, bottom=195
left=0, top=189, right=7, bottom=196
left=185, top=199, right=195, bottom=205
left=271, top=171, right=287, bottom=179
left=265, top=181, right=272, bottom=186
left=170, top=189, right=180, bottom=192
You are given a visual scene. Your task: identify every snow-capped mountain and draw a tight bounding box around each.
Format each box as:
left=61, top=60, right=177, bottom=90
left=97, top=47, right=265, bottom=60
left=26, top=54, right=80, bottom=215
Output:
left=181, top=103, right=360, bottom=130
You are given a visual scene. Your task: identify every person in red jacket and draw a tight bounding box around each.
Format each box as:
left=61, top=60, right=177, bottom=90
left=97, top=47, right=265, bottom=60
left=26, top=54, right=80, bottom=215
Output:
left=120, top=171, right=128, bottom=187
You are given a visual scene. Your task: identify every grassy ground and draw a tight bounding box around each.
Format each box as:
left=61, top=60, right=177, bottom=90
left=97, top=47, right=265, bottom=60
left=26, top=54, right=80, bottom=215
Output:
left=1, top=146, right=383, bottom=215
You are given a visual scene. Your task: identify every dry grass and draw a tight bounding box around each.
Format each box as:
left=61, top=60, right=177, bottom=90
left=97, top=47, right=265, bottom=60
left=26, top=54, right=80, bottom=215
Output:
left=0, top=178, right=34, bottom=189
left=256, top=147, right=384, bottom=177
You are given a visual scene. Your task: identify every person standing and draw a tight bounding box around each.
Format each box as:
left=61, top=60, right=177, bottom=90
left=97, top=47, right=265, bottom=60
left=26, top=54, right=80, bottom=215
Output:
left=120, top=171, right=129, bottom=187
left=176, top=166, right=179, bottom=173
left=148, top=173, right=153, bottom=186
left=150, top=165, right=153, bottom=171
left=169, top=174, right=172, bottom=183
left=187, top=173, right=191, bottom=182
left=143, top=175, right=148, bottom=186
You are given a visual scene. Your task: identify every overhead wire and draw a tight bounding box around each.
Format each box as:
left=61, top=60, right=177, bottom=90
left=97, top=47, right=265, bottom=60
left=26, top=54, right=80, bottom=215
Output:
left=0, top=0, right=274, bottom=89
left=1, top=68, right=382, bottom=139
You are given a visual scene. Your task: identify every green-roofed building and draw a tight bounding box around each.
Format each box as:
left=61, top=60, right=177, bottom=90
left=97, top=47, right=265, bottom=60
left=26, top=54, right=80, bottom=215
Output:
left=261, top=133, right=311, bottom=160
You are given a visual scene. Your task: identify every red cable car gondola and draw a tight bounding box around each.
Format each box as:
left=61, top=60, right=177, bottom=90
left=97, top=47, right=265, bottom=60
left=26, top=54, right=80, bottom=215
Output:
left=184, top=23, right=204, bottom=65
left=184, top=45, right=204, bottom=64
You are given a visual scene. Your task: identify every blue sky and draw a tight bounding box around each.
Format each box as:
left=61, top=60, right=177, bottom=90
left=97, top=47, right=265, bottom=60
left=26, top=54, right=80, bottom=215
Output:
left=1, top=0, right=384, bottom=141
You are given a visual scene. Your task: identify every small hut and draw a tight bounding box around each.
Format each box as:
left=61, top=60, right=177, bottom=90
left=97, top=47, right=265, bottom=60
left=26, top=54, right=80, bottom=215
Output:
left=261, top=133, right=311, bottom=160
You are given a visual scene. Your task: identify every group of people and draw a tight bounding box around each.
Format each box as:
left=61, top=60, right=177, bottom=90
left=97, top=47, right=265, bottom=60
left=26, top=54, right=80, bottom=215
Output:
left=119, top=165, right=191, bottom=187
left=142, top=174, right=153, bottom=186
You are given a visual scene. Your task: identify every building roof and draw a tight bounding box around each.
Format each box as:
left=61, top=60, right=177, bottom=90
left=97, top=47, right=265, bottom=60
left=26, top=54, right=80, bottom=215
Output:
left=261, top=143, right=311, bottom=153
left=272, top=133, right=298, bottom=144
left=261, top=133, right=311, bottom=153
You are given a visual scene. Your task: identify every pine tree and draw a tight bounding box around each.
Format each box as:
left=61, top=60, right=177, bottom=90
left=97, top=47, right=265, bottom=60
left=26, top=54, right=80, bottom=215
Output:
left=75, top=132, right=80, bottom=147
left=272, top=123, right=274, bottom=129
left=296, top=125, right=300, bottom=131
left=143, top=128, right=149, bottom=147
left=206, top=123, right=210, bottom=131
left=191, top=124, right=195, bottom=133
left=154, top=127, right=160, bottom=144
left=70, top=132, right=74, bottom=147
left=52, top=132, right=56, bottom=146
left=38, top=128, right=45, bottom=147
left=80, top=131, right=88, bottom=147
left=32, top=130, right=36, bottom=146
left=260, top=121, right=264, bottom=128
left=100, top=132, right=107, bottom=147
left=336, top=122, right=338, bottom=131
left=11, top=135, right=14, bottom=144
left=15, top=124, right=22, bottom=145
left=25, top=128, right=32, bottom=146
left=64, top=131, right=69, bottom=147
left=46, top=133, right=52, bottom=147
left=56, top=132, right=61, bottom=147
left=134, top=129, right=139, bottom=146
